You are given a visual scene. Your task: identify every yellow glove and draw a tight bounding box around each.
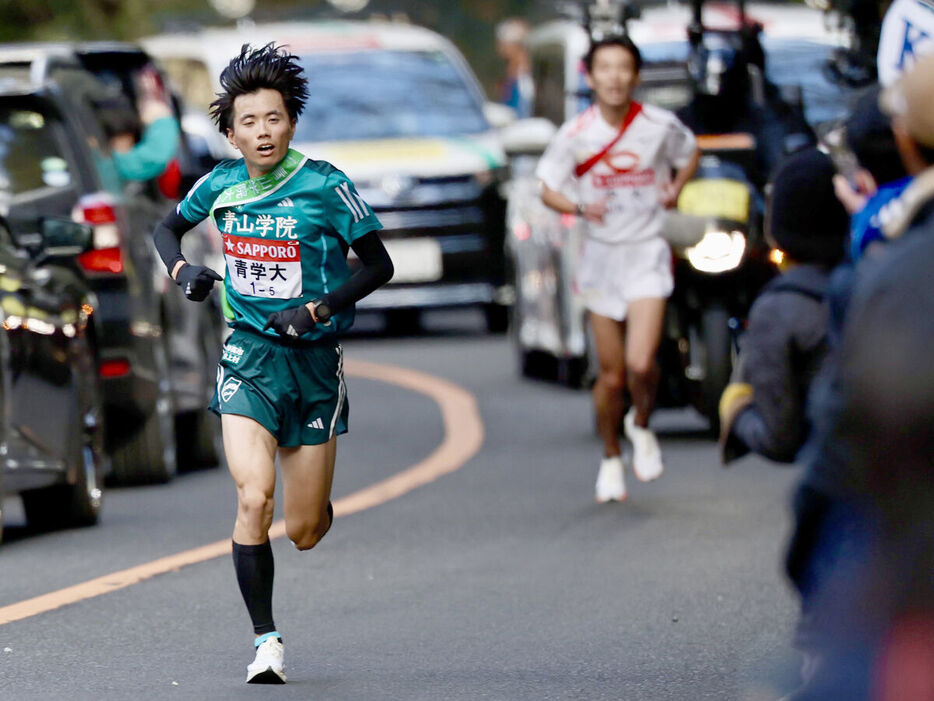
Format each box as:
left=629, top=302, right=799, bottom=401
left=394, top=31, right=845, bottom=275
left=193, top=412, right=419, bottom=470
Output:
left=719, top=382, right=753, bottom=426
left=719, top=382, right=754, bottom=466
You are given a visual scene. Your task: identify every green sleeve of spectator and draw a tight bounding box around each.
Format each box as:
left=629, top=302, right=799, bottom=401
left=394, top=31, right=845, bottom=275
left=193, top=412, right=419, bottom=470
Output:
left=112, top=116, right=181, bottom=182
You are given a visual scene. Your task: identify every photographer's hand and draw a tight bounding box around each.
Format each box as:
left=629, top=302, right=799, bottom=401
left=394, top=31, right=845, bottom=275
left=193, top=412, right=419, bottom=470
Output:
left=832, top=170, right=876, bottom=215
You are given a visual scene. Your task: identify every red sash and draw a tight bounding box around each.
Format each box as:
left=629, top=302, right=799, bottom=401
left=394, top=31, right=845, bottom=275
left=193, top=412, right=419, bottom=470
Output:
left=574, top=101, right=643, bottom=178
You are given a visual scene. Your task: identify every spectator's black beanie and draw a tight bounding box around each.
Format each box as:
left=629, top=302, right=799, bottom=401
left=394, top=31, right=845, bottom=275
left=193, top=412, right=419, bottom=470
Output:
left=767, top=147, right=849, bottom=265
left=845, top=84, right=906, bottom=185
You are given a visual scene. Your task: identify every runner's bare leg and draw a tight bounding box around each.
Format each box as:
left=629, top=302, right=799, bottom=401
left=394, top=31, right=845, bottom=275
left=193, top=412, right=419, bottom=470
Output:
left=279, top=438, right=336, bottom=550
left=224, top=414, right=279, bottom=544
left=590, top=311, right=627, bottom=458
left=623, top=297, right=666, bottom=428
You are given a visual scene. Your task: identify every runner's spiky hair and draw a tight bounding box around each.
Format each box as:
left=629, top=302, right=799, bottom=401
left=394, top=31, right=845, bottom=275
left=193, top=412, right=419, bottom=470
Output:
left=210, top=42, right=309, bottom=133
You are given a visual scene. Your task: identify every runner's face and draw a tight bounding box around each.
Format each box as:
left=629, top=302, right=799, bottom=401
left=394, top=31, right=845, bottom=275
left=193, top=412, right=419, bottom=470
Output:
left=586, top=46, right=639, bottom=110
left=227, top=88, right=296, bottom=177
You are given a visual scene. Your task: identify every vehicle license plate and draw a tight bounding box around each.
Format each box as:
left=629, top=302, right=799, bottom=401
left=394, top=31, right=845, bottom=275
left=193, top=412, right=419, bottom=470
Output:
left=677, top=179, right=750, bottom=223
left=384, top=238, right=442, bottom=283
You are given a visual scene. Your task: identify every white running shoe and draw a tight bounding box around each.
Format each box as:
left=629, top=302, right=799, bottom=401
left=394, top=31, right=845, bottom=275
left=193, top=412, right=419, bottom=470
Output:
left=595, top=455, right=627, bottom=503
left=624, top=409, right=664, bottom=482
left=246, top=636, right=286, bottom=684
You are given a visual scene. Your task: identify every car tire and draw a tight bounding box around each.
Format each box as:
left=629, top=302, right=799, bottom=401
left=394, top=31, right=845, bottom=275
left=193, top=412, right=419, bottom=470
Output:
left=385, top=308, right=421, bottom=335
left=21, top=343, right=105, bottom=530
left=484, top=303, right=510, bottom=334
left=519, top=349, right=551, bottom=379
left=110, top=342, right=177, bottom=485
left=177, top=409, right=223, bottom=469
left=177, top=312, right=223, bottom=470
left=110, top=395, right=177, bottom=485
left=700, top=304, right=732, bottom=434
left=558, top=355, right=589, bottom=389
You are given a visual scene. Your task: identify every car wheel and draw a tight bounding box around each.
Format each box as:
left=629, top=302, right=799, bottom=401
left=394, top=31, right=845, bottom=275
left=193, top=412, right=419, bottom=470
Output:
left=22, top=344, right=105, bottom=530
left=177, top=312, right=223, bottom=469
left=558, top=355, right=589, bottom=389
left=177, top=410, right=223, bottom=469
left=484, top=303, right=510, bottom=334
left=110, top=342, right=177, bottom=485
left=385, top=308, right=421, bottom=335
left=110, top=393, right=177, bottom=485
left=519, top=349, right=552, bottom=379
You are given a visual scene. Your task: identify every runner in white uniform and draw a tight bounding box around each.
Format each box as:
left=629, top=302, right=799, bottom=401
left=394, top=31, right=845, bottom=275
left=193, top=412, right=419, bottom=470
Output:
left=537, top=35, right=699, bottom=503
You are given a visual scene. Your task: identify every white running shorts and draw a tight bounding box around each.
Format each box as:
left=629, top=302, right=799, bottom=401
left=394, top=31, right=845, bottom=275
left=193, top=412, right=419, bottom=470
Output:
left=576, top=236, right=673, bottom=321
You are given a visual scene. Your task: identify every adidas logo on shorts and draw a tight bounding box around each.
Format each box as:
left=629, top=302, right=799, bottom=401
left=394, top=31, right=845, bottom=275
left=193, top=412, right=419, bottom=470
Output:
left=307, top=417, right=325, bottom=430
left=221, top=377, right=242, bottom=402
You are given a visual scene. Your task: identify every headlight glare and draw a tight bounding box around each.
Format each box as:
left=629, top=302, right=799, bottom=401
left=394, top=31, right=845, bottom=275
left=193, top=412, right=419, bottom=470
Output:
left=686, top=230, right=745, bottom=273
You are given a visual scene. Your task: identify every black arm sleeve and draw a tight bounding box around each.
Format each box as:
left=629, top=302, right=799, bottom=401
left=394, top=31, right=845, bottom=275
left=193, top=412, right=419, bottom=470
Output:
left=321, top=231, right=394, bottom=314
left=153, top=209, right=197, bottom=276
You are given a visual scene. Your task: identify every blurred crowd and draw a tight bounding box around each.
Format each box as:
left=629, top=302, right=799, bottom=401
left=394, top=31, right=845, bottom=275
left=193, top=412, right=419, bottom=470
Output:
left=716, top=13, right=934, bottom=699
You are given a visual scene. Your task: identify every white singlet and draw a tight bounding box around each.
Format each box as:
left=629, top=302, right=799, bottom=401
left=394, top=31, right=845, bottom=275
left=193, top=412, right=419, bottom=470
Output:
left=536, top=102, right=697, bottom=245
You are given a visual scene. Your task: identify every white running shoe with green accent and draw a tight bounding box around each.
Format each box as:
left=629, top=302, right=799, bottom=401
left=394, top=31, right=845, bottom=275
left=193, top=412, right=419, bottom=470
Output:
left=246, top=636, right=286, bottom=684
left=595, top=455, right=627, bottom=502
left=624, top=409, right=664, bottom=482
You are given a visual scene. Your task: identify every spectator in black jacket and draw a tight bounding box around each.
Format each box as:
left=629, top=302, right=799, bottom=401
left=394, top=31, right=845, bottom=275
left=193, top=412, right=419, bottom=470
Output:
left=718, top=147, right=849, bottom=464
left=782, top=51, right=934, bottom=701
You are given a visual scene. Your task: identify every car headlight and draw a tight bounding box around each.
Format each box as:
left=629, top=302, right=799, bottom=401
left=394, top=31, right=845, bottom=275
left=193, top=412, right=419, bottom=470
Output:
left=685, top=230, right=745, bottom=273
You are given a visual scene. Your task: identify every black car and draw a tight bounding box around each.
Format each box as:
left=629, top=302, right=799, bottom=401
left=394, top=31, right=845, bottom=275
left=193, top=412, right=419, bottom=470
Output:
left=0, top=45, right=223, bottom=485
left=71, top=42, right=226, bottom=475
left=0, top=207, right=104, bottom=543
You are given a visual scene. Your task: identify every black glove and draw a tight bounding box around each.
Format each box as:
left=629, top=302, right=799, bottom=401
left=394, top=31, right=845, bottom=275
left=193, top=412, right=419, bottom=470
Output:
left=264, top=304, right=316, bottom=338
left=175, top=264, right=222, bottom=302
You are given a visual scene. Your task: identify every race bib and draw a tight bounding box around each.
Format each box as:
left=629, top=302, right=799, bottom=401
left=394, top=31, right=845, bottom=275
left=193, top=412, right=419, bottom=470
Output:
left=223, top=233, right=302, bottom=299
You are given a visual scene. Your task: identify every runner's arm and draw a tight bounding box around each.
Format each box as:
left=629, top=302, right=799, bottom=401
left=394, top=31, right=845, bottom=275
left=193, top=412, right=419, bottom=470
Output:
left=153, top=208, right=198, bottom=280
left=154, top=209, right=222, bottom=302
left=541, top=183, right=606, bottom=223
left=669, top=146, right=701, bottom=197
left=314, top=231, right=393, bottom=318
left=540, top=183, right=578, bottom=215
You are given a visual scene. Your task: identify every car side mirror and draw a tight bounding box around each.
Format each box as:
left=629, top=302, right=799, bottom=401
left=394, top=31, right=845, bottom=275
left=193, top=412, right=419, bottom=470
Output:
left=484, top=102, right=518, bottom=130
left=500, top=117, right=557, bottom=157
left=38, top=217, right=94, bottom=258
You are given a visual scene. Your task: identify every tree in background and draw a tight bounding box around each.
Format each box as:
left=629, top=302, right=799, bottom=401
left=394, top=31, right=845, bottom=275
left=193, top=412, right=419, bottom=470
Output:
left=0, top=0, right=551, bottom=99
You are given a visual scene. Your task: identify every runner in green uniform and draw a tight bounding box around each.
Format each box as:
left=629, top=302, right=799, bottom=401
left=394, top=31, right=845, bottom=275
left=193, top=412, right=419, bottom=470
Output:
left=152, top=43, right=393, bottom=684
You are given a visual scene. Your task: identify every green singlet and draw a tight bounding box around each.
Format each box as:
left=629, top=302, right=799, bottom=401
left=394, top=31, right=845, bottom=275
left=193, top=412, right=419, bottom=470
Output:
left=179, top=148, right=382, bottom=341
left=181, top=149, right=381, bottom=445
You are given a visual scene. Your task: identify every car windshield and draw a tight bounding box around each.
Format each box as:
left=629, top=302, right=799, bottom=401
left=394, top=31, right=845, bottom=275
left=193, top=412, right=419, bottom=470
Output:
left=0, top=106, right=73, bottom=194
left=638, top=38, right=855, bottom=126
left=761, top=38, right=856, bottom=126
left=294, top=50, right=488, bottom=142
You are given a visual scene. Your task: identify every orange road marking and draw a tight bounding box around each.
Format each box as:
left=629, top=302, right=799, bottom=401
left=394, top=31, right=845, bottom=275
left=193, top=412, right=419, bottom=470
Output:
left=0, top=359, right=484, bottom=627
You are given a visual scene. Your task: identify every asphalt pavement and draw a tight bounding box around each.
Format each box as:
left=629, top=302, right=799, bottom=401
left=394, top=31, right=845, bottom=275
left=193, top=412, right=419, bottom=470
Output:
left=0, top=310, right=803, bottom=700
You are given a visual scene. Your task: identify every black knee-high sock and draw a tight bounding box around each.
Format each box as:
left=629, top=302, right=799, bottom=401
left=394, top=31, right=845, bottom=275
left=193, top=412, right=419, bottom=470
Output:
left=232, top=540, right=277, bottom=636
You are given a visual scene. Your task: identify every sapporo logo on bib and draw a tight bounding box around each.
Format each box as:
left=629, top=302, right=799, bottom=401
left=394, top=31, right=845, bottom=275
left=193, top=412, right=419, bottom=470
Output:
left=223, top=233, right=302, bottom=299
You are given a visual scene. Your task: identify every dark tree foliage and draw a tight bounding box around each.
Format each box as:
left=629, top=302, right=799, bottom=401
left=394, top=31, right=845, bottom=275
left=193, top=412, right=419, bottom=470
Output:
left=0, top=0, right=551, bottom=96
